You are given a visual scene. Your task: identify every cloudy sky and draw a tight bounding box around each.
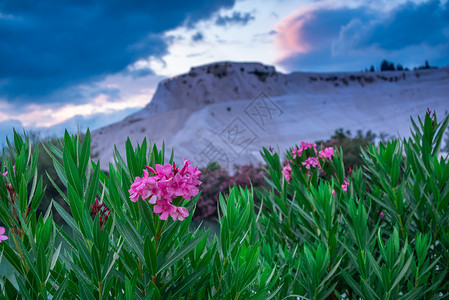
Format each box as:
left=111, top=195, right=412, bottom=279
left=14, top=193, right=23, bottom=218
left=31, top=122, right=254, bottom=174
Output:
left=0, top=0, right=448, bottom=142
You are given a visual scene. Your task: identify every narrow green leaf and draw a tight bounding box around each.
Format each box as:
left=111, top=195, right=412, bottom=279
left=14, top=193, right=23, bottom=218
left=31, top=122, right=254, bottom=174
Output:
left=157, top=234, right=203, bottom=275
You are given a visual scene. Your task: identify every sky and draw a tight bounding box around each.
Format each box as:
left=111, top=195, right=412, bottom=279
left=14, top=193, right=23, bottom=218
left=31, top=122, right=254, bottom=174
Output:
left=0, top=0, right=448, bottom=143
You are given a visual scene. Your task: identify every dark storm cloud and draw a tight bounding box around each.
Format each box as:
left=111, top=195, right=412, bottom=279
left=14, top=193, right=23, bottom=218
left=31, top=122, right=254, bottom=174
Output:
left=0, top=0, right=235, bottom=102
left=277, top=0, right=449, bottom=71
left=337, top=0, right=449, bottom=51
left=215, top=11, right=255, bottom=26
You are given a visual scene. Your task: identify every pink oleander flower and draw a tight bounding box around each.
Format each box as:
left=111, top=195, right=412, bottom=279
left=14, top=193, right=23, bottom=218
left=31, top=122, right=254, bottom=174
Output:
left=128, top=170, right=152, bottom=202
left=154, top=199, right=176, bottom=220
left=283, top=164, right=292, bottom=182
left=342, top=179, right=349, bottom=192
left=319, top=147, right=334, bottom=160
left=0, top=227, right=8, bottom=242
left=302, top=157, right=320, bottom=169
left=292, top=142, right=318, bottom=159
left=292, top=147, right=303, bottom=159
left=130, top=159, right=202, bottom=221
left=170, top=206, right=190, bottom=221
left=301, top=142, right=317, bottom=152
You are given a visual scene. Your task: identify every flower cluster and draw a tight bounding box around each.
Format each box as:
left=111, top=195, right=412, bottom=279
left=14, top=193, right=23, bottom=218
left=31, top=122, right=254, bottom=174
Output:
left=283, top=164, right=292, bottom=182
left=318, top=147, right=334, bottom=160
left=90, top=199, right=111, bottom=229
left=129, top=159, right=201, bottom=221
left=302, top=157, right=320, bottom=169
left=292, top=142, right=317, bottom=159
left=283, top=142, right=335, bottom=182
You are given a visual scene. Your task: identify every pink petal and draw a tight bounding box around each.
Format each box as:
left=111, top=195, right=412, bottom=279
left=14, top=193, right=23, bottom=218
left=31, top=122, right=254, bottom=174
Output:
left=154, top=205, right=163, bottom=214
left=159, top=211, right=169, bottom=220
left=148, top=195, right=157, bottom=204
left=129, top=193, right=139, bottom=202
left=0, top=227, right=5, bottom=235
left=170, top=210, right=179, bottom=221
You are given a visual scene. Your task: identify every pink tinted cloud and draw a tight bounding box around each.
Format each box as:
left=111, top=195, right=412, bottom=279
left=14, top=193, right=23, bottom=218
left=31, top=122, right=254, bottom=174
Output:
left=274, top=7, right=315, bottom=63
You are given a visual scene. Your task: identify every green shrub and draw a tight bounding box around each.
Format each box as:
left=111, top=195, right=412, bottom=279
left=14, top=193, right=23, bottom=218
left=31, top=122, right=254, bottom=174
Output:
left=0, top=131, right=277, bottom=299
left=0, top=109, right=448, bottom=299
left=258, top=110, right=449, bottom=299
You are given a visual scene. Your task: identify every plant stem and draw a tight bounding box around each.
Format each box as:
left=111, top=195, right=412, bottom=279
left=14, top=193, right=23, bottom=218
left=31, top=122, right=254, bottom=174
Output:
left=99, top=281, right=102, bottom=300
left=11, top=230, right=29, bottom=273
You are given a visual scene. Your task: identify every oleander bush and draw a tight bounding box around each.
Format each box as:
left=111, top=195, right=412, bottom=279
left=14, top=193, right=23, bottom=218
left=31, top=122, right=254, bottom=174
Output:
left=258, top=109, right=449, bottom=299
left=0, top=109, right=448, bottom=299
left=0, top=132, right=277, bottom=299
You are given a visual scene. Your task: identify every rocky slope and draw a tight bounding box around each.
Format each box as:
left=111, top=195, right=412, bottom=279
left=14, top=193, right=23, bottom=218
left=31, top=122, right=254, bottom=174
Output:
left=91, top=61, right=449, bottom=169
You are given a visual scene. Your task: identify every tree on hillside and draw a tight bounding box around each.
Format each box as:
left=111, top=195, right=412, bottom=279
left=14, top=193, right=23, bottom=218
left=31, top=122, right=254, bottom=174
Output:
left=381, top=60, right=395, bottom=71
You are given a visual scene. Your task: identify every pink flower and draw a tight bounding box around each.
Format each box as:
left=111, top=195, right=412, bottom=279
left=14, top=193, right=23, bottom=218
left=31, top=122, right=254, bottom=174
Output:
left=380, top=211, right=385, bottom=220
left=170, top=206, right=190, bottom=221
left=130, top=159, right=202, bottom=221
left=292, top=148, right=303, bottom=159
left=318, top=147, right=334, bottom=160
left=154, top=199, right=176, bottom=220
left=283, top=164, right=292, bottom=182
left=0, top=227, right=8, bottom=242
left=302, top=157, right=320, bottom=169
left=301, top=142, right=317, bottom=152
left=292, top=142, right=317, bottom=159
left=332, top=189, right=335, bottom=196
left=342, top=179, right=349, bottom=192
left=128, top=170, right=152, bottom=202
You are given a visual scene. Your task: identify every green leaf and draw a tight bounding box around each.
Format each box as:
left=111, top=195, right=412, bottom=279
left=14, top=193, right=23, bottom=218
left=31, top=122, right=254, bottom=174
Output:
left=125, top=138, right=138, bottom=178
left=144, top=235, right=157, bottom=276
left=1, top=242, right=23, bottom=274
left=18, top=176, right=27, bottom=213
left=63, top=148, right=82, bottom=195
left=53, top=201, right=83, bottom=238
left=157, top=234, right=203, bottom=275
left=53, top=278, right=69, bottom=300
left=390, top=254, right=413, bottom=292
left=79, top=129, right=91, bottom=177
left=116, top=220, right=145, bottom=262
left=86, top=161, right=100, bottom=207
left=125, top=276, right=135, bottom=300
left=169, top=268, right=206, bottom=299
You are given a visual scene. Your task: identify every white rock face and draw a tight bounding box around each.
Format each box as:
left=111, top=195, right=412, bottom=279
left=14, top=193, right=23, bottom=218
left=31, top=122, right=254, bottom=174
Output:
left=91, top=61, right=449, bottom=170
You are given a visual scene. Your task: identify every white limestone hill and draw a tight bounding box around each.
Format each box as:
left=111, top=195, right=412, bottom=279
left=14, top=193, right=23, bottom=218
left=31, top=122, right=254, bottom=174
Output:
left=91, top=61, right=449, bottom=170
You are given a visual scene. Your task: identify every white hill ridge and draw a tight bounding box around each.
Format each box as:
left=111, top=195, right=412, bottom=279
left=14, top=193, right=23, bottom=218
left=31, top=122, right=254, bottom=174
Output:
left=92, top=61, right=449, bottom=170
